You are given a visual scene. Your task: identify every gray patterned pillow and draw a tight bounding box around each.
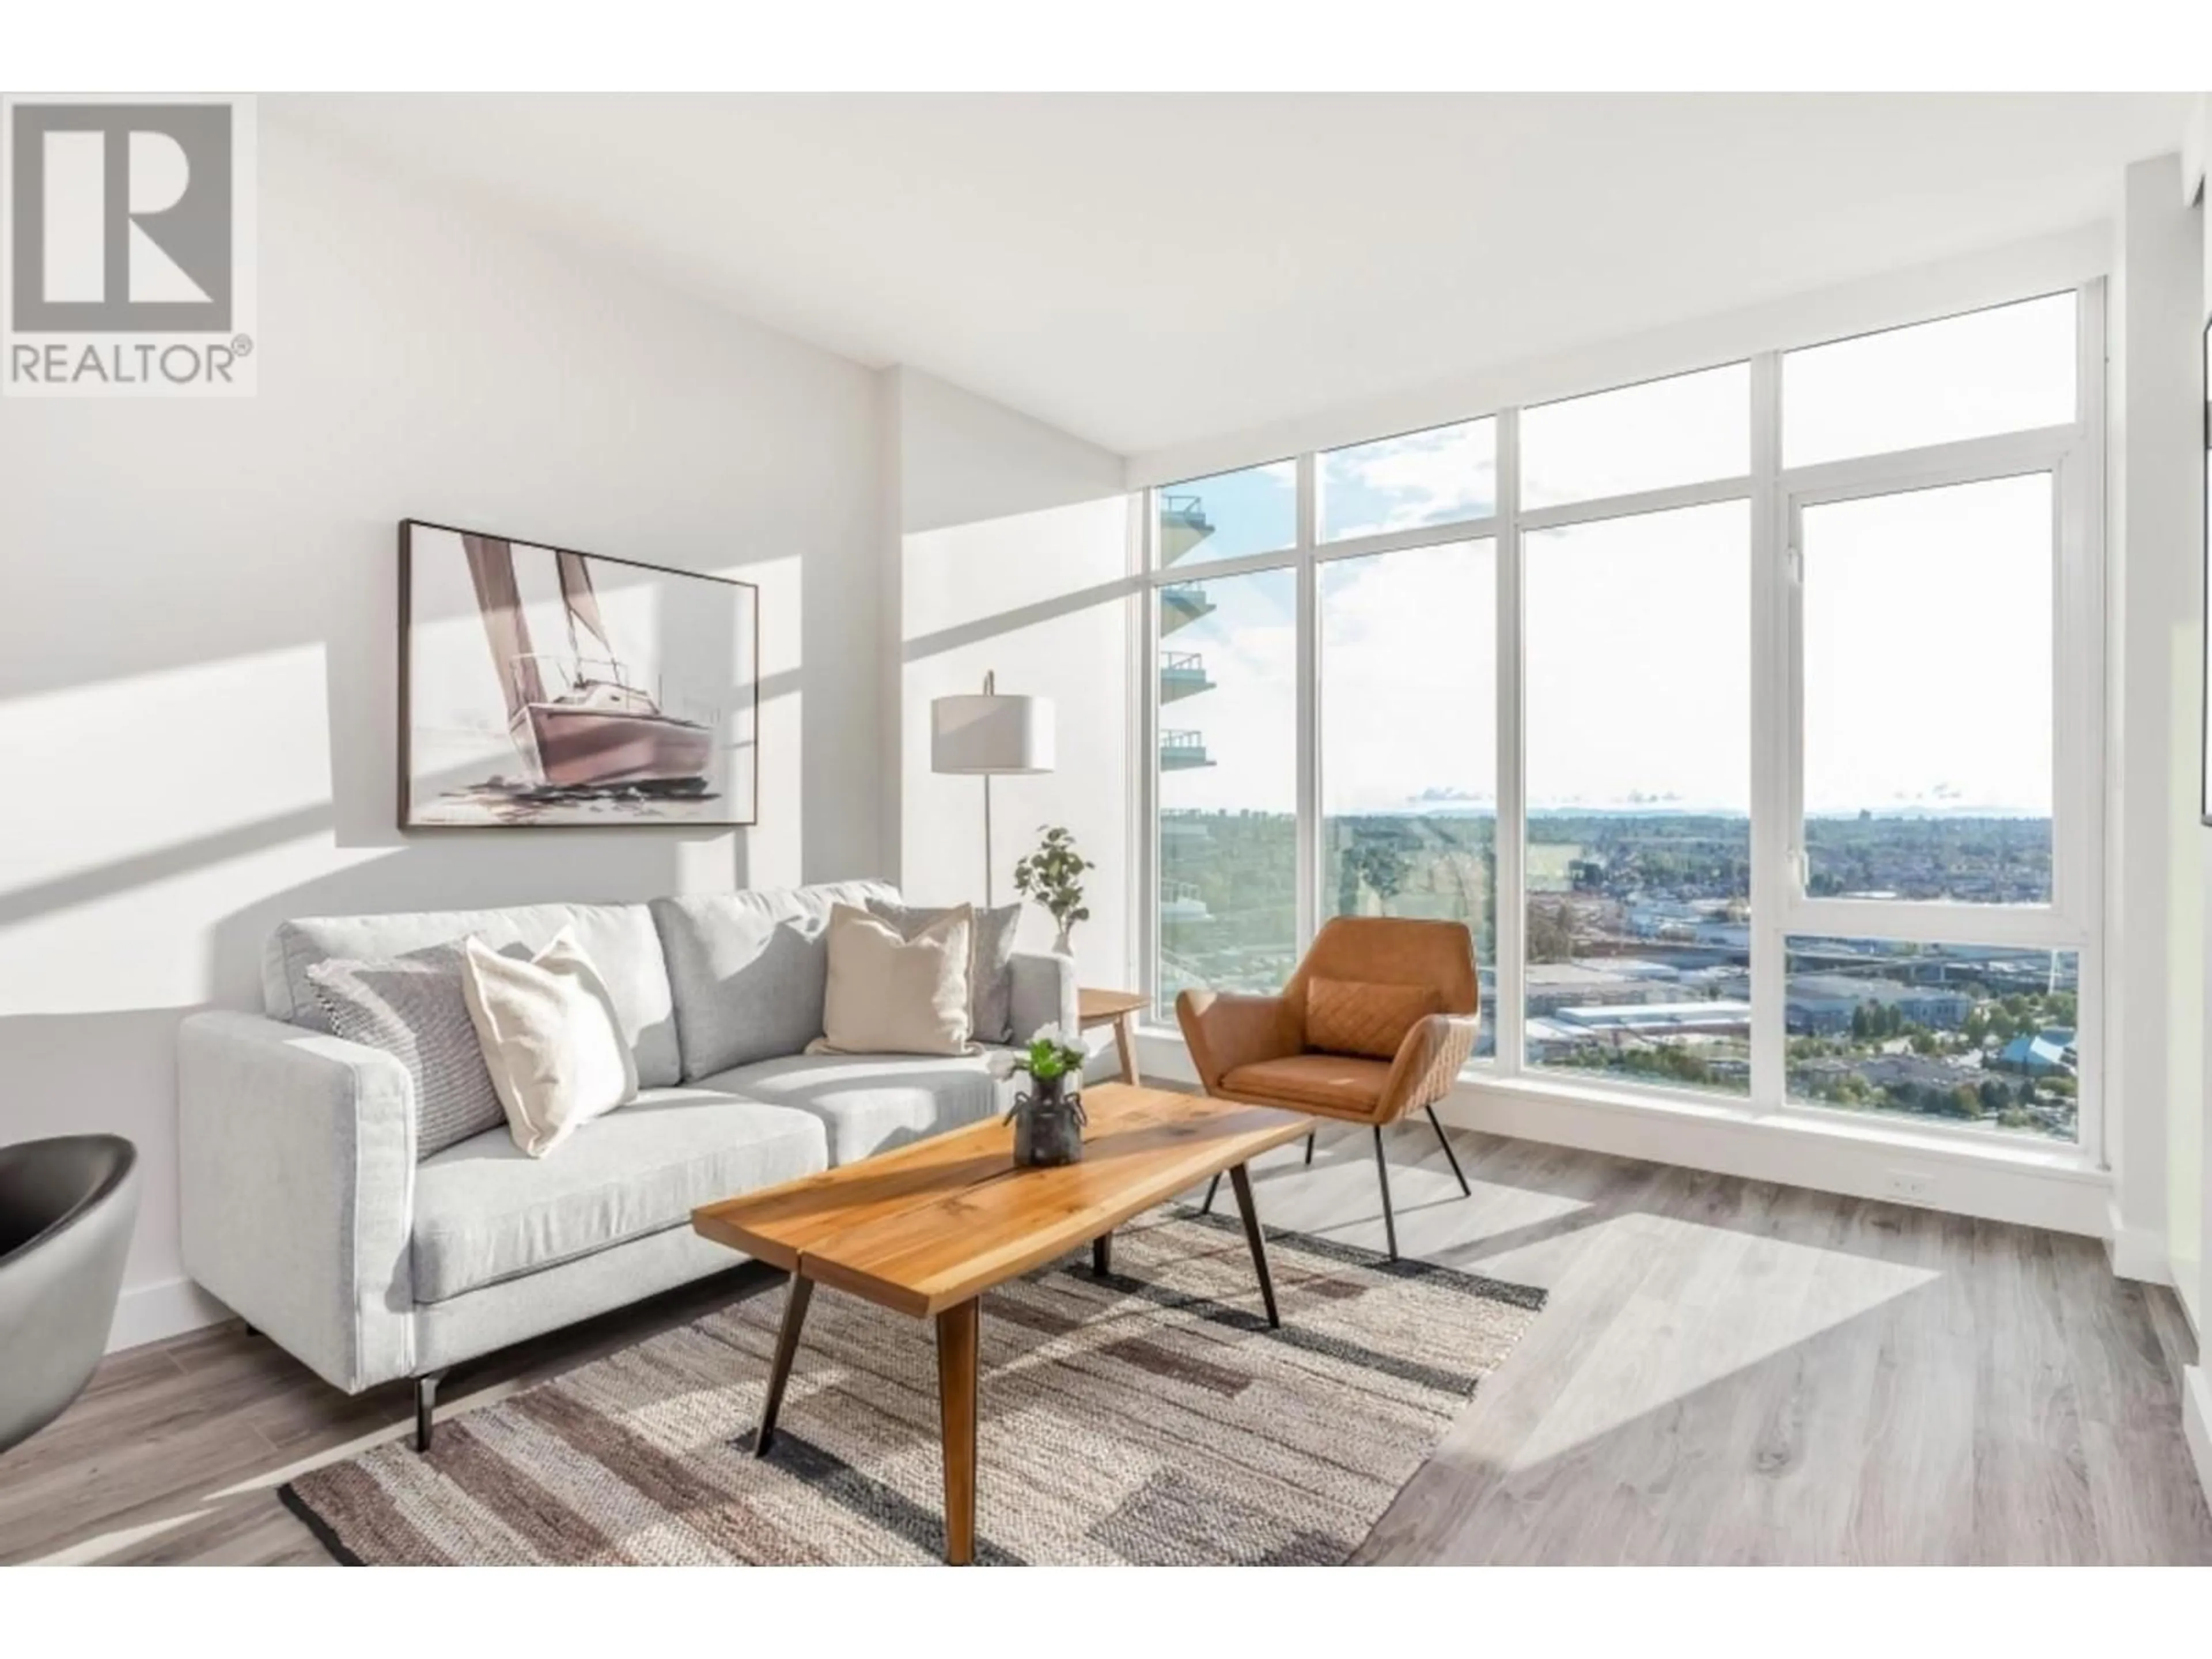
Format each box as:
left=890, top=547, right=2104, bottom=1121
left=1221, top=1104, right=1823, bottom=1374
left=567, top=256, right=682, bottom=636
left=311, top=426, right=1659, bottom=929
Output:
left=866, top=899, right=1021, bottom=1044
left=305, top=943, right=506, bottom=1160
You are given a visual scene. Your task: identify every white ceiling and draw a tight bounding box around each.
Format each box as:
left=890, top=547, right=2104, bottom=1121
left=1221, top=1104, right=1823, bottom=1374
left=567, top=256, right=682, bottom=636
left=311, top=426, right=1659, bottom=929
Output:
left=282, top=93, right=2191, bottom=459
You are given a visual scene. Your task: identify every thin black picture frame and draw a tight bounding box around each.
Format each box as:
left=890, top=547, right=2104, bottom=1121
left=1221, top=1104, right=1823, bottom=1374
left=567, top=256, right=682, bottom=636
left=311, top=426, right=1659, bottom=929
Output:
left=398, top=516, right=761, bottom=831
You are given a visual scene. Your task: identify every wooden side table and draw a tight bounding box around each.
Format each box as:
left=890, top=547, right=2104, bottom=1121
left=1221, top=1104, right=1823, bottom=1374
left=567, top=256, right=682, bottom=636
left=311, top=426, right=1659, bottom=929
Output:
left=1077, top=988, right=1148, bottom=1085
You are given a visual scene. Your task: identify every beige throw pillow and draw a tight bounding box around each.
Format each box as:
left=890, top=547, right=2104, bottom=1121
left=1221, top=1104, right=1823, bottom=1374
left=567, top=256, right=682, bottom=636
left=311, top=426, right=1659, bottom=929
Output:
left=808, top=903, right=975, bottom=1057
left=460, top=926, right=638, bottom=1157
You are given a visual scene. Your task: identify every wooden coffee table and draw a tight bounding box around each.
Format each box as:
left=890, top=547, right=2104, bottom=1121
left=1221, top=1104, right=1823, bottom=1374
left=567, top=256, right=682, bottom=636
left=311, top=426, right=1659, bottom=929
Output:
left=691, top=1081, right=1306, bottom=1565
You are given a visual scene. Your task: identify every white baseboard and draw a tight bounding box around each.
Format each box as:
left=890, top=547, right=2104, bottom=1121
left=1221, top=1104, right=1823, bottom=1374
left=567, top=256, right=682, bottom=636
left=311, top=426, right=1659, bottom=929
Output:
left=106, top=1277, right=230, bottom=1354
left=2104, top=1202, right=2173, bottom=1285
left=2184, top=1366, right=2212, bottom=1516
left=1133, top=1026, right=2110, bottom=1238
left=1133, top=1028, right=1200, bottom=1087
left=1440, top=1077, right=2109, bottom=1237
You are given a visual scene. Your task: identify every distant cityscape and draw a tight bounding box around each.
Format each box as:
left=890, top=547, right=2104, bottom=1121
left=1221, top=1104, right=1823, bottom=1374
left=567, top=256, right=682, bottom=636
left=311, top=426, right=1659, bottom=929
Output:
left=1158, top=808, right=2076, bottom=1142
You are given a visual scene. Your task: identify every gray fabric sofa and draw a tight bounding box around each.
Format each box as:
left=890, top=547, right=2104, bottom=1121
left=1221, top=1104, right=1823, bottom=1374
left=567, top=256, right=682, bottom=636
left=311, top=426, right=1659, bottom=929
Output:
left=176, top=880, right=1076, bottom=1442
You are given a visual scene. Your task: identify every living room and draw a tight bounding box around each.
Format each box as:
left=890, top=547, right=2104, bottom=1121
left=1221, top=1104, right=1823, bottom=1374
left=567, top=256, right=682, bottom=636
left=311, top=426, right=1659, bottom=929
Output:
left=5, top=12, right=2212, bottom=1630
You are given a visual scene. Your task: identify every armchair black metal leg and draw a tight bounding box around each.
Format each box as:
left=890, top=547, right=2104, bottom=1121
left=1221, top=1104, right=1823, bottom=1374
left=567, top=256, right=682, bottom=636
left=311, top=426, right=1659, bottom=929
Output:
left=1200, top=1172, right=1221, bottom=1215
left=414, top=1369, right=448, bottom=1453
left=1304, top=1131, right=1316, bottom=1166
left=1425, top=1104, right=1472, bottom=1197
left=1372, top=1127, right=1399, bottom=1262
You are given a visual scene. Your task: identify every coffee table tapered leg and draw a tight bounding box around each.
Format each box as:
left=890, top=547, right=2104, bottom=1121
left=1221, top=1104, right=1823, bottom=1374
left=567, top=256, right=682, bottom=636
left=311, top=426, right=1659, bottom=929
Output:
left=935, top=1297, right=979, bottom=1565
left=1228, top=1162, right=1279, bottom=1329
left=755, top=1272, right=813, bottom=1456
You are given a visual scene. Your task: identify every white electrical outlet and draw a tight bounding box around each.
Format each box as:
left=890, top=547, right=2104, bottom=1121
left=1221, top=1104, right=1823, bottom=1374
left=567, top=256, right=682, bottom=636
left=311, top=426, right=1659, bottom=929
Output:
left=1884, top=1169, right=1935, bottom=1205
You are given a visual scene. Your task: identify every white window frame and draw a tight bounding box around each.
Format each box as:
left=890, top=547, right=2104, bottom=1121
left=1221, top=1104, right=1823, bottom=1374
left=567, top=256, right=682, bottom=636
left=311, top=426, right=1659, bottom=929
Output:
left=1134, top=279, right=2105, bottom=1168
left=1763, top=281, right=2103, bottom=1161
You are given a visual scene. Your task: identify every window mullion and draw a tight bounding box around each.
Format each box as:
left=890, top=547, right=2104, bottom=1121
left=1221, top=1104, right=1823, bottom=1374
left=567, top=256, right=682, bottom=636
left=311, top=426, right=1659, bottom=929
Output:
left=1294, top=454, right=1318, bottom=957
left=1749, top=351, right=1787, bottom=1113
left=1495, top=407, right=1526, bottom=1078
left=1136, top=489, right=1161, bottom=1014
left=2067, top=276, right=2107, bottom=1166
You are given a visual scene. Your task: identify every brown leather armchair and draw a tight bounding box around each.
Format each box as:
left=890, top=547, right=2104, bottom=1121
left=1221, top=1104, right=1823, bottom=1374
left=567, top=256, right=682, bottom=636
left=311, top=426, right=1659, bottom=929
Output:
left=1176, top=915, right=1478, bottom=1260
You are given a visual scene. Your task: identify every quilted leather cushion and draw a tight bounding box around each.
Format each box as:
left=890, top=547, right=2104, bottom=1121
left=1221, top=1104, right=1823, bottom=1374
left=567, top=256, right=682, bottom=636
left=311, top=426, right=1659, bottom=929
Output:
left=1221, top=1054, right=1390, bottom=1116
left=1305, top=976, right=1438, bottom=1059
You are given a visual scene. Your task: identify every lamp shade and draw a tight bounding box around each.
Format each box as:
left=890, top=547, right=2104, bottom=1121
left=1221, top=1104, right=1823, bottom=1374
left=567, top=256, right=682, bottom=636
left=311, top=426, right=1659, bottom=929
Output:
left=931, top=692, right=1055, bottom=775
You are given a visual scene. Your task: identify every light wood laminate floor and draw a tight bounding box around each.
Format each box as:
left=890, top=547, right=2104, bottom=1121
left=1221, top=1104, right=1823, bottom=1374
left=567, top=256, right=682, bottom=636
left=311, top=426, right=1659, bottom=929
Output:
left=3, top=1124, right=2207, bottom=1565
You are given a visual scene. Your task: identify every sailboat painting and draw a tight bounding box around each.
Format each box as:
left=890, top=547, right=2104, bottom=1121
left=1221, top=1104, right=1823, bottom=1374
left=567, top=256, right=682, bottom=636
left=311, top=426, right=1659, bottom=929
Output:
left=400, top=520, right=758, bottom=828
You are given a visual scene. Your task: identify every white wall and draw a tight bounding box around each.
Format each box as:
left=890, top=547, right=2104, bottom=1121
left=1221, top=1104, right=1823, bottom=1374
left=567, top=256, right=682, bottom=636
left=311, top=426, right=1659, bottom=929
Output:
left=2105, top=156, right=2206, bottom=1293
left=895, top=368, right=1127, bottom=536
left=900, top=499, right=1134, bottom=987
left=2180, top=102, right=2212, bottom=1513
left=0, top=114, right=886, bottom=1349
left=880, top=367, right=1135, bottom=988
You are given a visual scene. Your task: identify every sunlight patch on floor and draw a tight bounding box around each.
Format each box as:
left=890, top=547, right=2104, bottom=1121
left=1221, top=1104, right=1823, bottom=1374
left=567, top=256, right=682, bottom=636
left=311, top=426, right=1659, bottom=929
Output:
left=30, top=1506, right=215, bottom=1567
left=1512, top=1217, right=1939, bottom=1468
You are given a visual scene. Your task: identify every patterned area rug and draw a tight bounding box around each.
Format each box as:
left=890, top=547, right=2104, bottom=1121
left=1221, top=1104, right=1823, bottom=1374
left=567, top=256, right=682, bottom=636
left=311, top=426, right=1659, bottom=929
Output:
left=281, top=1209, right=1544, bottom=1566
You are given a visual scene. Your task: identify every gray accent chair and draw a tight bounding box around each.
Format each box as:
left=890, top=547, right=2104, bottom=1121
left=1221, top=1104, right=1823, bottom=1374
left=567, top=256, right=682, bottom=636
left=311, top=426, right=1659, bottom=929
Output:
left=177, top=881, right=1078, bottom=1450
left=0, top=1135, right=141, bottom=1456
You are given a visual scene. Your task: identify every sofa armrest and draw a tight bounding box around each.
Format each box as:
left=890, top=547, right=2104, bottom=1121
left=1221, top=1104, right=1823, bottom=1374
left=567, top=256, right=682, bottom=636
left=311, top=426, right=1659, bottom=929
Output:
left=1380, top=1013, right=1479, bottom=1122
left=1007, top=952, right=1078, bottom=1044
left=1176, top=990, right=1300, bottom=1095
left=177, top=1011, right=418, bottom=1393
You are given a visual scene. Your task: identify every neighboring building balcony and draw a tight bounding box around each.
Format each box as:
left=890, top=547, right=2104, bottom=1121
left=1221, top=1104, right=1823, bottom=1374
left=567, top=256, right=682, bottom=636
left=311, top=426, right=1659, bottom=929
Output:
left=1159, top=729, right=1214, bottom=770
left=1160, top=581, right=1216, bottom=635
left=1158, top=494, right=1216, bottom=566
left=1160, top=882, right=1213, bottom=925
left=1159, top=650, right=1215, bottom=704
left=1160, top=812, right=1214, bottom=846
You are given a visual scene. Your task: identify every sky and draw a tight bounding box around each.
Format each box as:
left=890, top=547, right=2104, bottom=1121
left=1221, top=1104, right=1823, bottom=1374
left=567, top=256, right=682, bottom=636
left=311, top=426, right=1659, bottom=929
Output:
left=1157, top=291, right=2073, bottom=821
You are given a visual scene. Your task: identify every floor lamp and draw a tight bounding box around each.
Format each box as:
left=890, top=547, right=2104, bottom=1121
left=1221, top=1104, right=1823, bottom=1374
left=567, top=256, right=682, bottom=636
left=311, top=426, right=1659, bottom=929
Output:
left=930, top=672, right=1055, bottom=906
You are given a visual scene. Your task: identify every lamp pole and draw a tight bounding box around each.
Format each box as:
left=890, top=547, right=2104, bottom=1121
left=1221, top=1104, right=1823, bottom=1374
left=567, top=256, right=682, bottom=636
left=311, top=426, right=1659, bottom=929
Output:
left=982, top=671, right=997, bottom=905
left=983, top=771, right=995, bottom=907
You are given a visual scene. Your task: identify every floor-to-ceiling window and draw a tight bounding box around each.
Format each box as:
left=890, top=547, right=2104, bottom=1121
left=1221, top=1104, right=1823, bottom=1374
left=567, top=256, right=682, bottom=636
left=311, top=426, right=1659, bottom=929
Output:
left=1320, top=534, right=1498, bottom=1056
left=1772, top=293, right=2088, bottom=1142
left=1523, top=499, right=1752, bottom=1094
left=1151, top=468, right=1301, bottom=1017
left=1153, top=562, right=1298, bottom=1018
left=1141, top=282, right=2100, bottom=1152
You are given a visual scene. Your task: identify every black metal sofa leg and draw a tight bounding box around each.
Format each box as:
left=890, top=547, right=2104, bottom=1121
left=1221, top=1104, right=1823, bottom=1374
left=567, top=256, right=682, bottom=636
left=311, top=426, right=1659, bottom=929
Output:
left=414, top=1370, right=448, bottom=1453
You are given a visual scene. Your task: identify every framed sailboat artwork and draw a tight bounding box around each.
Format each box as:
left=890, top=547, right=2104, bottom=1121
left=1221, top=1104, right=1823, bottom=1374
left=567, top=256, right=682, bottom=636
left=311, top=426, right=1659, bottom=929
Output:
left=399, top=520, right=759, bottom=828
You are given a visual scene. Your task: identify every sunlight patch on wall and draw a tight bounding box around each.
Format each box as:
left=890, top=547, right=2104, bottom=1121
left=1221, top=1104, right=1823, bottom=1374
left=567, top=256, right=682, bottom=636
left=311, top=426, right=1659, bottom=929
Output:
left=0, top=643, right=333, bottom=892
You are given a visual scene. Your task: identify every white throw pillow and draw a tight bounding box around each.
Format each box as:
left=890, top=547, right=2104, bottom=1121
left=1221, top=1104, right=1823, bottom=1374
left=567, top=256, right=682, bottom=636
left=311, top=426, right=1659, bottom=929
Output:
left=808, top=903, right=975, bottom=1057
left=460, top=926, right=638, bottom=1157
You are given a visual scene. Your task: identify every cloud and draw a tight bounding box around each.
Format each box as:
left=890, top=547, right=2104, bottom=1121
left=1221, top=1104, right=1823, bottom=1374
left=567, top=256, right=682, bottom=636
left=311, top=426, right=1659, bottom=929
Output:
left=1320, top=423, right=1495, bottom=540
